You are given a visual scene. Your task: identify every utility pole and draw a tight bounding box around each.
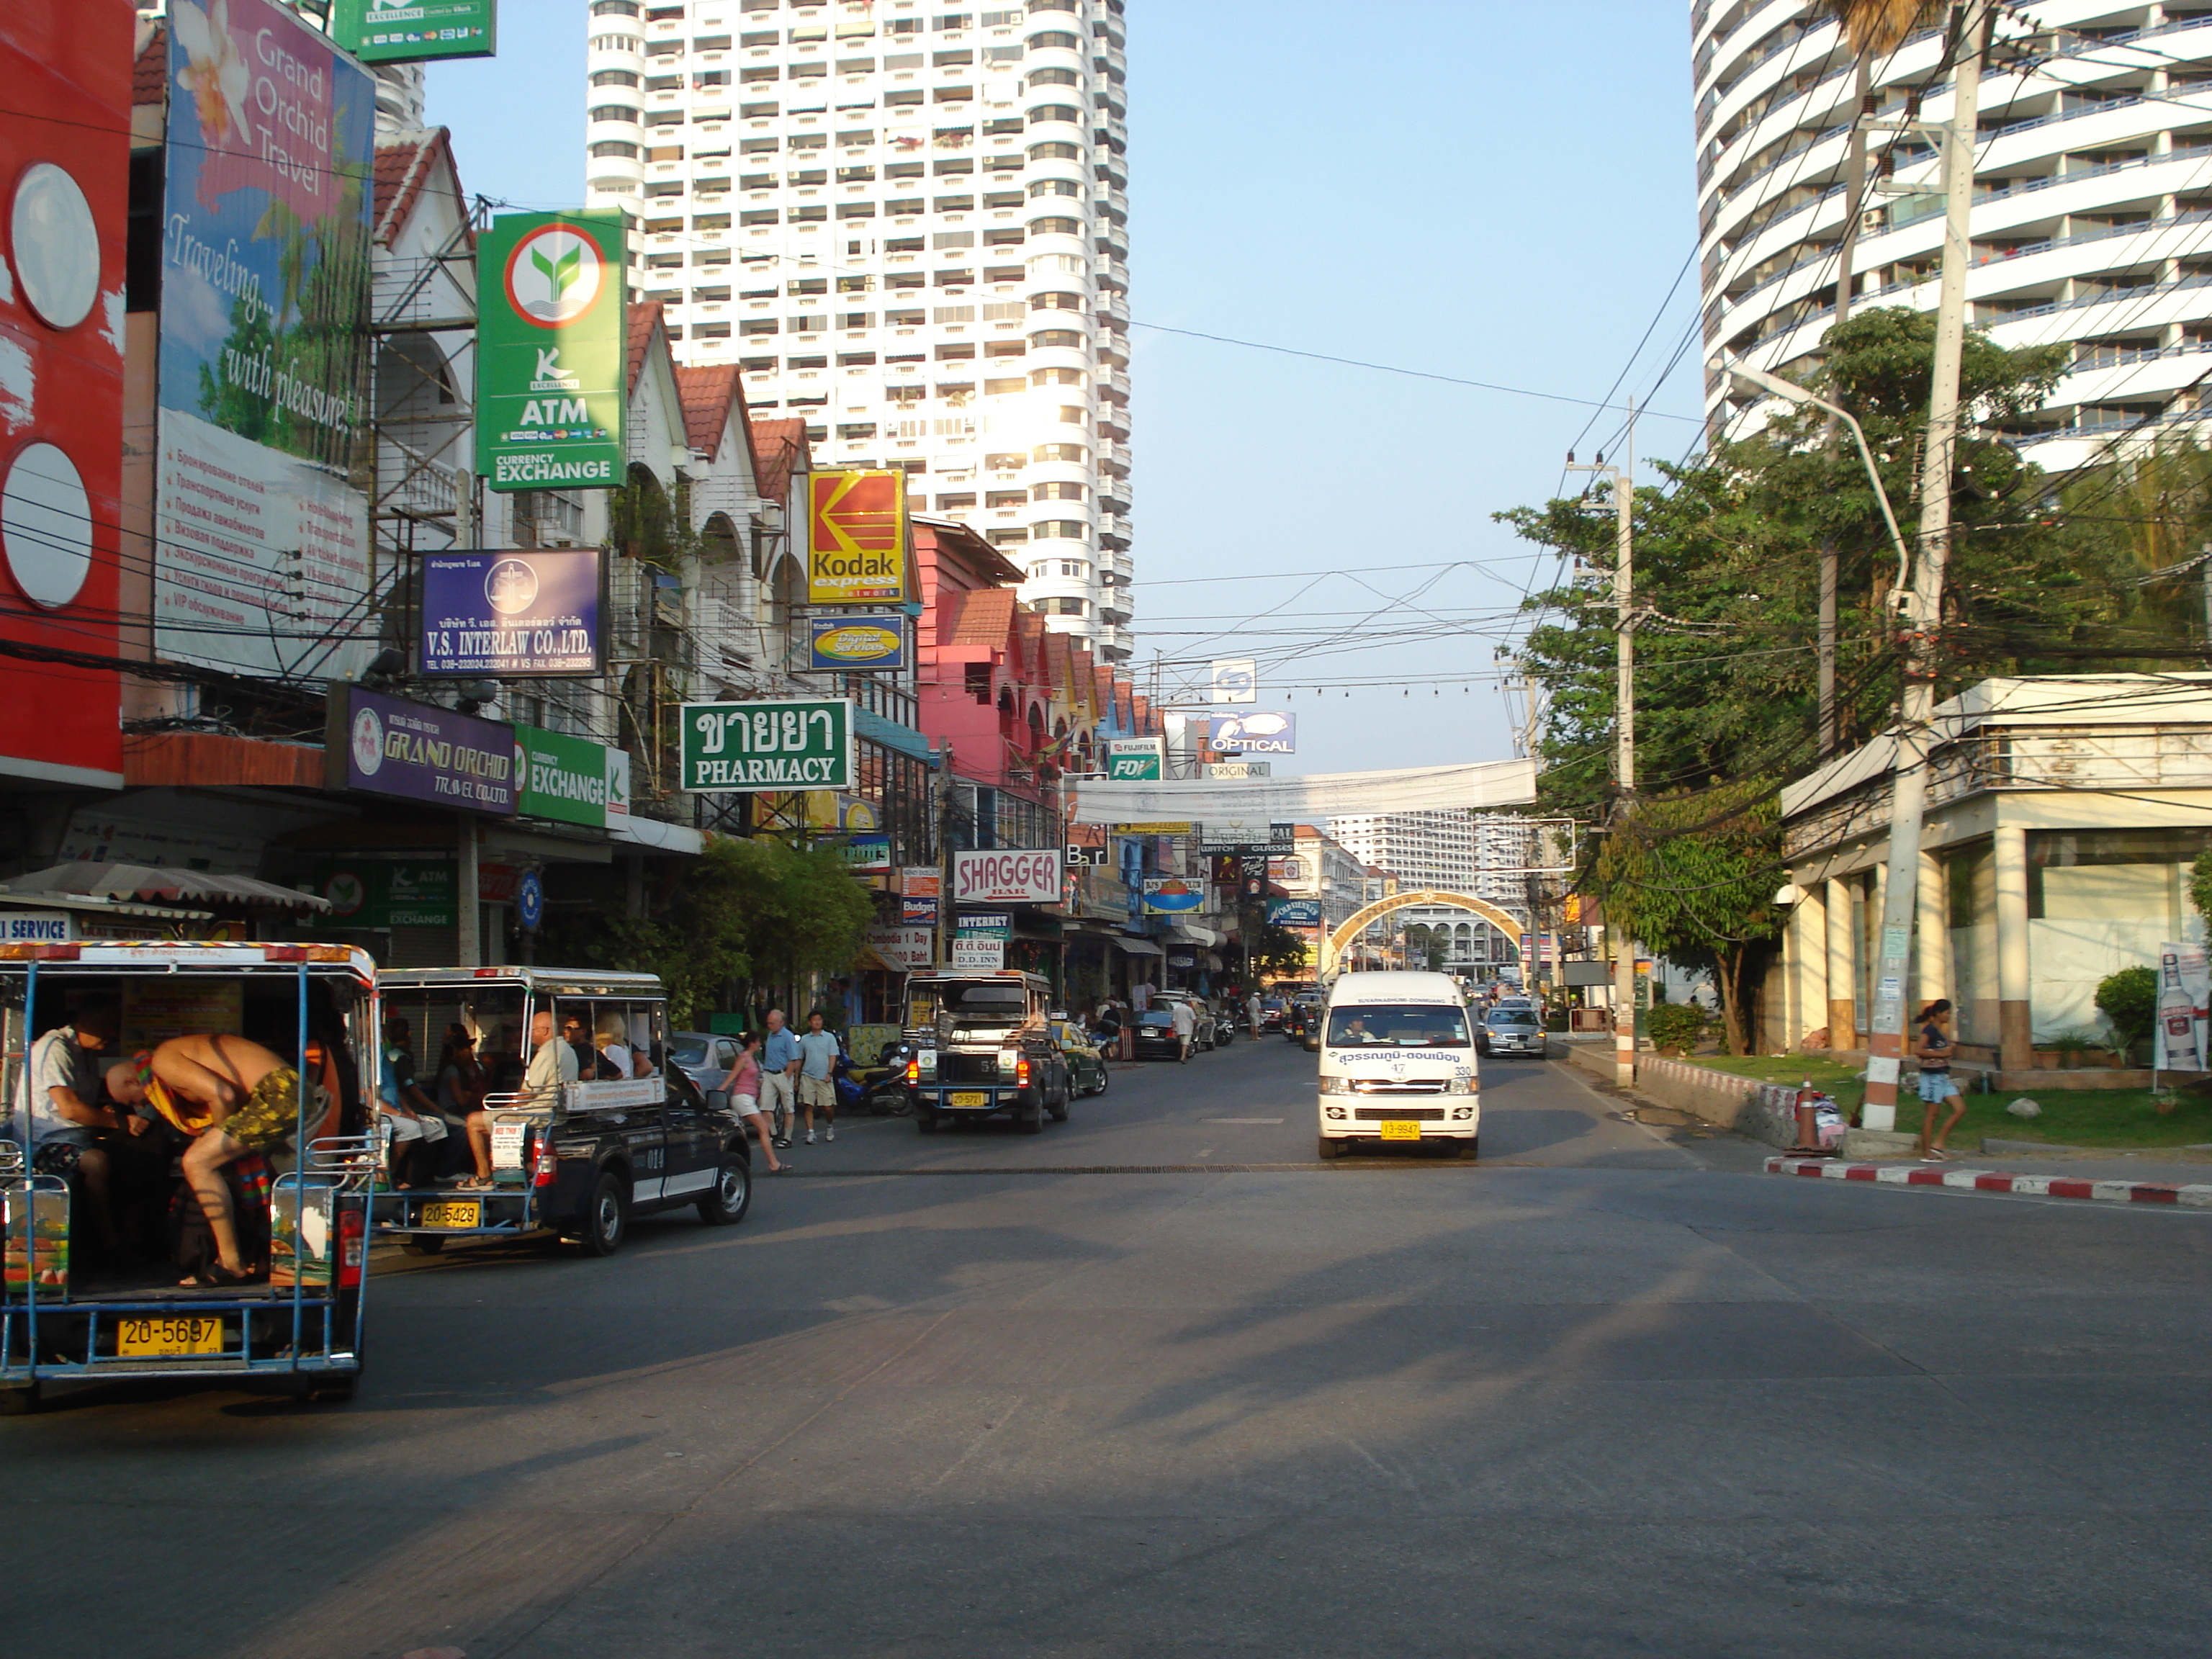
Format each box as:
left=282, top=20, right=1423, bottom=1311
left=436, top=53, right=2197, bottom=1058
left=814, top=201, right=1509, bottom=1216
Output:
left=1819, top=58, right=1873, bottom=757
left=1861, top=0, right=1990, bottom=1132
left=1566, top=398, right=1635, bottom=1086
left=936, top=740, right=958, bottom=970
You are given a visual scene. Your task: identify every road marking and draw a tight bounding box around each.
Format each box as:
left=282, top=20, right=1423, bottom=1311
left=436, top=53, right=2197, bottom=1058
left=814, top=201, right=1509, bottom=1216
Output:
left=1202, top=1116, right=1285, bottom=1124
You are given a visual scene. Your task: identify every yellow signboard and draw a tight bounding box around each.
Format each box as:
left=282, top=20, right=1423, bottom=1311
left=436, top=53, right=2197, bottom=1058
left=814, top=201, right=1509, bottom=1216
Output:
left=807, top=469, right=909, bottom=603
left=1112, top=822, right=1194, bottom=835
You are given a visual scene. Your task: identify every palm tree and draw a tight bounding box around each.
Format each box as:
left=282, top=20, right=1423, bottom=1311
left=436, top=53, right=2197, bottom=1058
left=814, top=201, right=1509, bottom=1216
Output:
left=1822, top=0, right=1941, bottom=57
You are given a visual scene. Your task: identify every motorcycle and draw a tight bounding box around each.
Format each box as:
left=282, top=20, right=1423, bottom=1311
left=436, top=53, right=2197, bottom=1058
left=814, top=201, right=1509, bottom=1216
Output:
left=853, top=1041, right=917, bottom=1116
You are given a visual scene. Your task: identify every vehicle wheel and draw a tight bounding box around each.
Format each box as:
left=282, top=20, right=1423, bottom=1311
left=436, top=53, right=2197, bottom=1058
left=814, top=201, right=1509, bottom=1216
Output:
left=1090, top=1064, right=1110, bottom=1097
left=916, top=1111, right=940, bottom=1135
left=697, top=1160, right=752, bottom=1226
left=1020, top=1093, right=1046, bottom=1134
left=1453, top=1137, right=1480, bottom=1162
left=400, top=1234, right=446, bottom=1256
left=1048, top=1084, right=1070, bottom=1123
left=0, top=1382, right=40, bottom=1416
left=1316, top=1136, right=1346, bottom=1161
left=577, top=1172, right=629, bottom=1257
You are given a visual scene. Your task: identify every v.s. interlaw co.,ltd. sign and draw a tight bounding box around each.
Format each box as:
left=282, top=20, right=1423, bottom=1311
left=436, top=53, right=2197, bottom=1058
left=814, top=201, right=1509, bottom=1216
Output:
left=419, top=549, right=602, bottom=676
left=477, top=210, right=627, bottom=493
left=680, top=698, right=854, bottom=792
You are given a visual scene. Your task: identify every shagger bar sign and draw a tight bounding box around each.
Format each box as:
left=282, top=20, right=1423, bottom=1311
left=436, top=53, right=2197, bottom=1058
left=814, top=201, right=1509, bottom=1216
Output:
left=953, top=850, right=1060, bottom=906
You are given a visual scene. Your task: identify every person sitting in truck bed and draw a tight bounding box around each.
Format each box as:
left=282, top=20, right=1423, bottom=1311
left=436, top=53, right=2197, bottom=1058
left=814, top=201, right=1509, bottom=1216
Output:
left=24, top=1004, right=161, bottom=1260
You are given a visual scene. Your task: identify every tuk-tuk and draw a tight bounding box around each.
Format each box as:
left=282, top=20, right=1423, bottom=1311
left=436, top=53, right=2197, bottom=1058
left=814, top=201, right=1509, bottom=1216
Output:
left=901, top=969, right=1072, bottom=1133
left=372, top=967, right=751, bottom=1256
left=1, top=942, right=381, bottom=1414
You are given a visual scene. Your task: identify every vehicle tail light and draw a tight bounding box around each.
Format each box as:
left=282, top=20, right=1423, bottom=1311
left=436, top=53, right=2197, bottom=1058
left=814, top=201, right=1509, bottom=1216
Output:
left=905, top=1058, right=920, bottom=1084
left=1017, top=1056, right=1031, bottom=1087
left=531, top=1134, right=559, bottom=1188
left=337, top=1205, right=365, bottom=1287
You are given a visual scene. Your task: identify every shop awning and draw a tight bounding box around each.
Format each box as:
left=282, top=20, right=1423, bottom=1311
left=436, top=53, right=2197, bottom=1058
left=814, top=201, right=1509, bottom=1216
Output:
left=0, top=863, right=331, bottom=911
left=1172, top=922, right=1222, bottom=948
left=610, top=814, right=705, bottom=855
left=1110, top=935, right=1164, bottom=956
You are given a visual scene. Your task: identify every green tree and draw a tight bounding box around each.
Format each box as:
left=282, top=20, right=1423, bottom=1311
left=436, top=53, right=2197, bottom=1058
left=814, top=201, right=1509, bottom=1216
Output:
left=1249, top=922, right=1314, bottom=981
left=2095, top=966, right=2159, bottom=1056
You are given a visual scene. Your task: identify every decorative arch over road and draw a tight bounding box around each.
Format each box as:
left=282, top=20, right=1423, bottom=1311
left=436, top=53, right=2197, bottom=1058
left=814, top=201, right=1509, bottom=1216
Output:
left=1321, top=889, right=1523, bottom=979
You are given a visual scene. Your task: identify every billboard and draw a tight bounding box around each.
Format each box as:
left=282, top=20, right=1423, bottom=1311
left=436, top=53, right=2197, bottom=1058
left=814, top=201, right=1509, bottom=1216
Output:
left=1210, top=659, right=1256, bottom=703
left=1141, top=878, right=1205, bottom=915
left=325, top=685, right=516, bottom=814
left=681, top=698, right=854, bottom=791
left=1209, top=711, right=1297, bottom=755
left=1267, top=899, right=1322, bottom=927
left=308, top=858, right=457, bottom=928
left=953, top=850, right=1058, bottom=906
left=1104, top=737, right=1162, bottom=781
left=156, top=0, right=377, bottom=680
left=807, top=613, right=908, bottom=672
left=477, top=210, right=628, bottom=492
left=329, top=0, right=498, bottom=63
left=806, top=469, right=909, bottom=603
left=0, top=1, right=131, bottom=788
left=420, top=549, right=602, bottom=676
left=516, top=723, right=613, bottom=828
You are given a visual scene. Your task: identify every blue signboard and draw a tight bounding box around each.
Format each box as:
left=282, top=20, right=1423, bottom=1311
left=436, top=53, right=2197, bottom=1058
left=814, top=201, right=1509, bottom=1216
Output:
left=1209, top=711, right=1297, bottom=755
left=420, top=549, right=603, bottom=677
left=516, top=868, right=544, bottom=930
left=807, top=613, right=908, bottom=672
left=325, top=685, right=516, bottom=815
left=1267, top=899, right=1322, bottom=927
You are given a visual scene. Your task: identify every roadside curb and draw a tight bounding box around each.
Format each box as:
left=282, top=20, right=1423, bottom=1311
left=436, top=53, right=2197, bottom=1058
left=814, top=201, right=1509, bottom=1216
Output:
left=1763, top=1155, right=2212, bottom=1207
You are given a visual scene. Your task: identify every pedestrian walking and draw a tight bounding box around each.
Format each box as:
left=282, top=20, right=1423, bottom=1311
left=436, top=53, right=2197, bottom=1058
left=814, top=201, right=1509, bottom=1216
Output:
left=719, top=1032, right=789, bottom=1174
left=1169, top=997, right=1196, bottom=1063
left=760, top=1009, right=800, bottom=1147
left=1914, top=999, right=1964, bottom=1161
left=1246, top=989, right=1262, bottom=1037
left=796, top=1010, right=841, bottom=1143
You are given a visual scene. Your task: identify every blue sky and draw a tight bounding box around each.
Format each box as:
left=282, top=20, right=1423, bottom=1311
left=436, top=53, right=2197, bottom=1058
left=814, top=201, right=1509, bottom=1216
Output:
left=430, top=1, right=1704, bottom=775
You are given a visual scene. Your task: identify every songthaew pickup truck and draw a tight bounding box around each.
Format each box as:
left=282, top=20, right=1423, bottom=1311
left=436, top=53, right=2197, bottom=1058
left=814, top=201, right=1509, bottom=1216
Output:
left=902, top=971, right=1072, bottom=1134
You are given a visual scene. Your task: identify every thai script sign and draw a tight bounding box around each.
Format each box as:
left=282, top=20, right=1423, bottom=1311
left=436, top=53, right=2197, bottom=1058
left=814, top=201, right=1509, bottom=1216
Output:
left=420, top=549, right=602, bottom=676
left=325, top=685, right=516, bottom=814
left=680, top=698, right=855, bottom=791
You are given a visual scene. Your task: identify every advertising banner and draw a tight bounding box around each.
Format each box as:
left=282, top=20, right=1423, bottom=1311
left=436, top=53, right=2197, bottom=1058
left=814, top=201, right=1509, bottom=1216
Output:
left=330, top=0, right=498, bottom=63
left=0, top=4, right=130, bottom=788
left=2157, top=943, right=2210, bottom=1072
left=842, top=835, right=891, bottom=871
left=1267, top=899, right=1322, bottom=927
left=866, top=926, right=935, bottom=971
left=956, top=912, right=1013, bottom=936
left=901, top=893, right=939, bottom=925
left=517, top=723, right=609, bottom=827
left=1208, top=712, right=1297, bottom=755
left=420, top=549, right=602, bottom=676
left=1200, top=822, right=1297, bottom=856
left=681, top=698, right=855, bottom=791
left=951, top=935, right=1007, bottom=971
left=156, top=0, right=376, bottom=680
left=308, top=858, right=457, bottom=928
left=806, top=469, right=909, bottom=603
left=807, top=613, right=909, bottom=672
left=953, top=850, right=1059, bottom=906
left=1104, top=737, right=1162, bottom=782
left=1210, top=659, right=1257, bottom=703
left=477, top=210, right=628, bottom=492
left=1142, top=878, right=1205, bottom=915
left=325, top=685, right=517, bottom=814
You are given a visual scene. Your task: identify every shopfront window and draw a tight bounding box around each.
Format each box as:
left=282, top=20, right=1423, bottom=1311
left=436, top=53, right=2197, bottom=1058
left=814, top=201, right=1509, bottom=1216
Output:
left=2027, top=829, right=2212, bottom=923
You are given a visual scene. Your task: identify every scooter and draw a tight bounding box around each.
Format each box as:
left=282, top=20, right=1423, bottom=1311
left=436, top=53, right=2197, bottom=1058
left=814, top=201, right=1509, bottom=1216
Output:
left=853, top=1042, right=917, bottom=1116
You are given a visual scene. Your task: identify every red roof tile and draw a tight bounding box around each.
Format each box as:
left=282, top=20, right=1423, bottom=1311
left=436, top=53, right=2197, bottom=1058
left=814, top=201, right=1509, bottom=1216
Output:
left=947, top=587, right=1016, bottom=647
left=675, top=364, right=744, bottom=456
left=626, top=300, right=665, bottom=395
left=372, top=128, right=463, bottom=248
left=132, top=24, right=165, bottom=107
left=750, top=417, right=808, bottom=504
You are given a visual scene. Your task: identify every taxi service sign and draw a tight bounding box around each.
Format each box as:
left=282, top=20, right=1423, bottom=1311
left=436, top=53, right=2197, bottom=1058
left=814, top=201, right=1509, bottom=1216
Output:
left=807, top=469, right=909, bottom=603
left=681, top=698, right=854, bottom=792
left=807, top=613, right=907, bottom=671
left=477, top=210, right=628, bottom=493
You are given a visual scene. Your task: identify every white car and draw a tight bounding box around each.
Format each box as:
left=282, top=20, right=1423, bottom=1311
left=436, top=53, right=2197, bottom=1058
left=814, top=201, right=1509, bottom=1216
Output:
left=1315, top=971, right=1479, bottom=1160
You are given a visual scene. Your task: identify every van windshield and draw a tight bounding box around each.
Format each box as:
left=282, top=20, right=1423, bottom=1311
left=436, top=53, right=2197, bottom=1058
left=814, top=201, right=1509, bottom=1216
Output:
left=1326, top=1004, right=1470, bottom=1048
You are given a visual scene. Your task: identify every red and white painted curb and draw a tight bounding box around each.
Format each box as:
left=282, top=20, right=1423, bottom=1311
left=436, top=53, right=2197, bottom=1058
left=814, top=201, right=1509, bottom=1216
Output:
left=1764, top=1156, right=2212, bottom=1207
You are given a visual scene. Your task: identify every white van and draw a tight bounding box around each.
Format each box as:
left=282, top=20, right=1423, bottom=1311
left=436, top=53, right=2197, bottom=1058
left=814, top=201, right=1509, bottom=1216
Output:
left=1315, top=971, right=1479, bottom=1160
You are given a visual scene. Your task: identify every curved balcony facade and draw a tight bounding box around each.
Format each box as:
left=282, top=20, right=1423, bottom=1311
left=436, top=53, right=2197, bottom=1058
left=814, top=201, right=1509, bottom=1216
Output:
left=1698, top=1, right=2212, bottom=470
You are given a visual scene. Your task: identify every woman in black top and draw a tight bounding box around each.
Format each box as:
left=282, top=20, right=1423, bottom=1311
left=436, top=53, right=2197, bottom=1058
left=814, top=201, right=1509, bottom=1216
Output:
left=1914, top=999, right=1964, bottom=1161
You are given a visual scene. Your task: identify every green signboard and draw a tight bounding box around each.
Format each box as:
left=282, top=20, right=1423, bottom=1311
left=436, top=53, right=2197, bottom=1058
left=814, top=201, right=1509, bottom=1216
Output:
left=476, top=210, right=628, bottom=493
left=681, top=699, right=855, bottom=792
left=331, top=0, right=497, bottom=63
left=1105, top=737, right=1162, bottom=781
left=308, top=858, right=457, bottom=929
left=518, top=723, right=610, bottom=827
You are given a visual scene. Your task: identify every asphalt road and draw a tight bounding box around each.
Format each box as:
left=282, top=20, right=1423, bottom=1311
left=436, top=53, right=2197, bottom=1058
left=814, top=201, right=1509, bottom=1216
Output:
left=8, top=1035, right=2212, bottom=1658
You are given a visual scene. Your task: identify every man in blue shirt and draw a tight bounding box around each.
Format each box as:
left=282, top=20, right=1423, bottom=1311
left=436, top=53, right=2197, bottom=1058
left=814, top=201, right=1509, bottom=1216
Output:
left=759, top=1009, right=801, bottom=1148
left=796, top=1010, right=842, bottom=1145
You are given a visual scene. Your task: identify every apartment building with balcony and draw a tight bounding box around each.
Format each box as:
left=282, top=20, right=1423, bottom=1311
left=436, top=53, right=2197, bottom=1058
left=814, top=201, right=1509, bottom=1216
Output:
left=582, top=0, right=1133, bottom=660
left=1698, top=1, right=2212, bottom=467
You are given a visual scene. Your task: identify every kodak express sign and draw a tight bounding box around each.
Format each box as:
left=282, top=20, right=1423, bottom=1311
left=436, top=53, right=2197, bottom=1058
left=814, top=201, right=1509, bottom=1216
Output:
left=807, top=469, right=909, bottom=603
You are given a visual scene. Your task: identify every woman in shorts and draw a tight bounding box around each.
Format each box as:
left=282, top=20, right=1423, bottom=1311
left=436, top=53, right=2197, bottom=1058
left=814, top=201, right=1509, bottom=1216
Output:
left=720, top=1033, right=789, bottom=1174
left=1915, top=999, right=1964, bottom=1161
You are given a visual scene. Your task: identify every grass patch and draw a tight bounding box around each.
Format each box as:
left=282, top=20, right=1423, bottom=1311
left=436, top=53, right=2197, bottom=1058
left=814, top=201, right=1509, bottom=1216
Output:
left=1679, top=1053, right=2212, bottom=1148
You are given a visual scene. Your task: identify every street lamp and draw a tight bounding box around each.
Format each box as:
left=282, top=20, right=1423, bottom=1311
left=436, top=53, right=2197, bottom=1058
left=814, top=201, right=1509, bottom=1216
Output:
left=1728, top=361, right=1911, bottom=603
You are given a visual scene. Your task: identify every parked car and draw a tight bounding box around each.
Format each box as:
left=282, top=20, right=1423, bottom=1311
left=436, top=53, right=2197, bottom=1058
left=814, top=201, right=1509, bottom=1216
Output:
left=1053, top=1019, right=1112, bottom=1096
left=1477, top=1006, right=1545, bottom=1058
left=1149, top=991, right=1219, bottom=1051
left=667, top=1030, right=742, bottom=1107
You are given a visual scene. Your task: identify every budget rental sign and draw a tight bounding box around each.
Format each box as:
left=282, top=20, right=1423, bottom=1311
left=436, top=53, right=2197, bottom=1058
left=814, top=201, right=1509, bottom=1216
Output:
left=806, top=469, right=909, bottom=603
left=954, top=850, right=1060, bottom=906
left=477, top=210, right=628, bottom=492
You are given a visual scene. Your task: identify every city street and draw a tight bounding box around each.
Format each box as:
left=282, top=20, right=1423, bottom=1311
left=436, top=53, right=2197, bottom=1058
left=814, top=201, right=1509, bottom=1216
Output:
left=8, top=1038, right=2212, bottom=1658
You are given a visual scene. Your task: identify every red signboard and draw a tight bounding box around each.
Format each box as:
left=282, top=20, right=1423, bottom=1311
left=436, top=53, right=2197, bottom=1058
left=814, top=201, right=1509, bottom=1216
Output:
left=806, top=468, right=909, bottom=603
left=0, top=1, right=130, bottom=787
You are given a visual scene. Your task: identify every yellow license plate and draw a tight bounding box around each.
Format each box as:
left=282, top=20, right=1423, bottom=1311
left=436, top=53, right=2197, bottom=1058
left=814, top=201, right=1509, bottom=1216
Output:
left=949, top=1091, right=988, bottom=1108
left=418, top=1200, right=482, bottom=1229
left=116, top=1316, right=224, bottom=1357
left=1377, top=1120, right=1423, bottom=1142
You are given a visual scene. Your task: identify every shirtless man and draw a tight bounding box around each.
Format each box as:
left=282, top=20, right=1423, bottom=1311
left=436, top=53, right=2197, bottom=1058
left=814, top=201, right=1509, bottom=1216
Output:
left=140, top=1033, right=311, bottom=1286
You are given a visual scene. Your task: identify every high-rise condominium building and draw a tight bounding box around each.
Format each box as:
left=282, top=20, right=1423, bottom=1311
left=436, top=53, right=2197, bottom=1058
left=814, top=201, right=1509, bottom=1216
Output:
left=1699, top=3, right=2212, bottom=468
left=583, top=0, right=1133, bottom=660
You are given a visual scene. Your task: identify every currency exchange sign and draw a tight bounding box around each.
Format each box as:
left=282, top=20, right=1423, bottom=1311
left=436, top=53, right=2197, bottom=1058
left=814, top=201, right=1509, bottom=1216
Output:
left=680, top=698, right=854, bottom=792
left=477, top=210, right=628, bottom=493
